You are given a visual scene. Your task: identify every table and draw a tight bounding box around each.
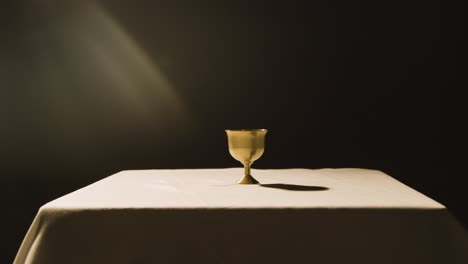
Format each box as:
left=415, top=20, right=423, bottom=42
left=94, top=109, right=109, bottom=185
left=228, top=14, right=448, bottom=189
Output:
left=14, top=168, right=468, bottom=264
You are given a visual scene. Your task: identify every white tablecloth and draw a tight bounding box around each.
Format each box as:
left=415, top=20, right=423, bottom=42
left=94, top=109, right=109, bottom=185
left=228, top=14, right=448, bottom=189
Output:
left=15, top=168, right=468, bottom=263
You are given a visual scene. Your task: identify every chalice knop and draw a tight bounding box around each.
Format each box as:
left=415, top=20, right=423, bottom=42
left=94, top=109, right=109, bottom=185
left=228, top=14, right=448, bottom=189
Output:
left=225, top=129, right=268, bottom=184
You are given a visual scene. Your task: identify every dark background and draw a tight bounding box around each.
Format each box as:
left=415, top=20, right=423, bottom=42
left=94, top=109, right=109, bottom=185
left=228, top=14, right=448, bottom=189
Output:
left=1, top=0, right=465, bottom=262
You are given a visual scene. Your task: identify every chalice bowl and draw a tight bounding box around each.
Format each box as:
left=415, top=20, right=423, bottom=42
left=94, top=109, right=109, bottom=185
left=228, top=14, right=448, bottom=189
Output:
left=225, top=129, right=268, bottom=184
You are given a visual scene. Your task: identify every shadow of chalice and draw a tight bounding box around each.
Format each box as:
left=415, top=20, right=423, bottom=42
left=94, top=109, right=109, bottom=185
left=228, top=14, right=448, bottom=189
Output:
left=225, top=129, right=268, bottom=184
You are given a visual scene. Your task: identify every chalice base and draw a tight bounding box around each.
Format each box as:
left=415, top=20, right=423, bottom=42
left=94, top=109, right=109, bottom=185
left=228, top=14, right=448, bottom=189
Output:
left=237, top=174, right=259, bottom=184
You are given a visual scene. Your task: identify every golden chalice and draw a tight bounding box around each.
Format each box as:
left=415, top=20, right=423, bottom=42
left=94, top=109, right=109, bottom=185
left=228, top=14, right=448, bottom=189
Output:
left=225, top=129, right=268, bottom=184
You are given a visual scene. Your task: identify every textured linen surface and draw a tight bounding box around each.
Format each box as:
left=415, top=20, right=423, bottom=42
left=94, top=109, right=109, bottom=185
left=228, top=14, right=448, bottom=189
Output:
left=14, top=168, right=468, bottom=264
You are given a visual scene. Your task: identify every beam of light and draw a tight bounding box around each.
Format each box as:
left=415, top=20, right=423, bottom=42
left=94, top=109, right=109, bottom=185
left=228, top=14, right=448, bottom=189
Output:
left=66, top=1, right=188, bottom=118
left=18, top=1, right=191, bottom=141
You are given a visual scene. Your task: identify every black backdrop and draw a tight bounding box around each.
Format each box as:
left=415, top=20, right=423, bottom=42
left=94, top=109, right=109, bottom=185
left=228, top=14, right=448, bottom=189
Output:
left=1, top=0, right=465, bottom=262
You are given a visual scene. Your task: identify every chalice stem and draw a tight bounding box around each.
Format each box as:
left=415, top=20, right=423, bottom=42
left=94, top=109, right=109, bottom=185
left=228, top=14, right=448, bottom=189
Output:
left=237, top=162, right=259, bottom=184
left=244, top=163, right=251, bottom=177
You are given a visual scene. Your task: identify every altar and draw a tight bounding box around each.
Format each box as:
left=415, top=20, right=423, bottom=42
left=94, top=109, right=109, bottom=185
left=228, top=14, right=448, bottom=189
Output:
left=14, top=168, right=468, bottom=264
